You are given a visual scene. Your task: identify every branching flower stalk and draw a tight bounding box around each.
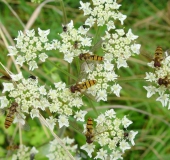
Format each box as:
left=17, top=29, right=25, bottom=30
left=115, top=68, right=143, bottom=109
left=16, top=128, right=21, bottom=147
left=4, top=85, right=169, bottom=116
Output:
left=39, top=113, right=75, bottom=160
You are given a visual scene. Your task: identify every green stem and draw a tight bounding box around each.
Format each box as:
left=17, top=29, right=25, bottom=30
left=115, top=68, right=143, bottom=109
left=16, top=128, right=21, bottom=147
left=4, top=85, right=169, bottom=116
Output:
left=87, top=97, right=98, bottom=116
left=68, top=63, right=71, bottom=85
left=92, top=26, right=101, bottom=46
left=117, top=76, right=145, bottom=82
left=60, top=0, right=67, bottom=24
left=75, top=57, right=80, bottom=75
left=47, top=60, right=77, bottom=81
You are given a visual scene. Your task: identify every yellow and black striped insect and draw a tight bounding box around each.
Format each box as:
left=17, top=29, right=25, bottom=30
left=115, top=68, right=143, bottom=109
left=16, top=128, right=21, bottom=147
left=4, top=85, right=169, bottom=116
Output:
left=70, top=80, right=96, bottom=93
left=158, top=77, right=170, bottom=87
left=85, top=117, right=94, bottom=144
left=1, top=102, right=30, bottom=130
left=153, top=46, right=164, bottom=68
left=5, top=102, right=19, bottom=129
left=6, top=145, right=19, bottom=150
left=79, top=53, right=104, bottom=61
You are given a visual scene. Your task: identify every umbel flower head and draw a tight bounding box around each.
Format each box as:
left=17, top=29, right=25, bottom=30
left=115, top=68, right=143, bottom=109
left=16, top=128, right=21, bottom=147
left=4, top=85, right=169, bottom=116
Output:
left=0, top=72, right=87, bottom=129
left=81, top=109, right=138, bottom=159
left=46, top=137, right=78, bottom=160
left=8, top=28, right=50, bottom=70
left=12, top=145, right=38, bottom=160
left=144, top=48, right=170, bottom=109
left=1, top=72, right=50, bottom=120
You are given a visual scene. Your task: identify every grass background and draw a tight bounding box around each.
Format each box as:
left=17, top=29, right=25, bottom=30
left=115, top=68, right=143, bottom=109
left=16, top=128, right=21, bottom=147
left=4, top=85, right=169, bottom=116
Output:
left=0, top=0, right=170, bottom=159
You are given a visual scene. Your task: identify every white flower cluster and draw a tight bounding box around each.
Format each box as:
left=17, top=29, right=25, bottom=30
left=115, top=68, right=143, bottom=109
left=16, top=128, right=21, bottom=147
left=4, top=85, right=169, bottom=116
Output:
left=80, top=0, right=126, bottom=27
left=144, top=55, right=170, bottom=108
left=46, top=137, right=79, bottom=160
left=8, top=28, right=50, bottom=70
left=52, top=20, right=92, bottom=63
left=81, top=109, right=138, bottom=160
left=102, top=29, right=141, bottom=69
left=1, top=73, right=50, bottom=119
left=81, top=62, right=121, bottom=102
left=12, top=145, right=38, bottom=160
left=48, top=82, right=87, bottom=128
left=0, top=73, right=87, bottom=129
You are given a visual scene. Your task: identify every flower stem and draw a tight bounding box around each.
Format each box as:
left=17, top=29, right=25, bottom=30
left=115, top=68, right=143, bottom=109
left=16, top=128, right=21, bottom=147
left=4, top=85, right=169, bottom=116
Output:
left=92, top=26, right=101, bottom=46
left=68, top=63, right=71, bottom=85
left=59, top=0, right=67, bottom=25
left=117, top=75, right=145, bottom=82
left=87, top=97, right=98, bottom=116
left=19, top=124, right=22, bottom=145
left=39, top=113, right=75, bottom=160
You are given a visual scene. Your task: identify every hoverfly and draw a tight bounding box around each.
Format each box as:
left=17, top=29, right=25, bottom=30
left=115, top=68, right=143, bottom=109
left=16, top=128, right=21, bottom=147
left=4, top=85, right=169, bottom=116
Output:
left=153, top=46, right=164, bottom=68
left=85, top=117, right=94, bottom=144
left=79, top=53, right=104, bottom=61
left=6, top=145, right=19, bottom=150
left=70, top=80, right=97, bottom=93
left=1, top=101, right=30, bottom=130
left=158, top=77, right=170, bottom=87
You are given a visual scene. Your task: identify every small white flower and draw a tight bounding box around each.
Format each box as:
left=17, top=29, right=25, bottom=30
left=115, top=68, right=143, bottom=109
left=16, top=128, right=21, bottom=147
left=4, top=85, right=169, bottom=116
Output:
left=39, top=53, right=48, bottom=62
left=26, top=29, right=35, bottom=37
left=38, top=28, right=50, bottom=37
left=79, top=1, right=92, bottom=15
left=10, top=72, right=23, bottom=81
left=104, top=53, right=113, bottom=62
left=74, top=110, right=87, bottom=121
left=58, top=115, right=69, bottom=128
left=128, top=131, right=138, bottom=146
left=0, top=96, right=9, bottom=108
left=144, top=72, right=157, bottom=82
left=105, top=109, right=116, bottom=118
left=28, top=61, right=38, bottom=71
left=111, top=84, right=122, bottom=97
left=156, top=94, right=169, bottom=107
left=16, top=55, right=25, bottom=66
left=126, top=29, right=138, bottom=40
left=119, top=140, right=131, bottom=153
left=94, top=148, right=108, bottom=159
left=115, top=29, right=125, bottom=36
left=8, top=46, right=18, bottom=56
left=96, top=89, right=107, bottom=102
left=2, top=83, right=14, bottom=93
left=39, top=86, right=47, bottom=95
left=131, top=44, right=141, bottom=54
left=95, top=114, right=105, bottom=125
left=64, top=52, right=74, bottom=63
left=104, top=62, right=114, bottom=71
left=30, top=109, right=39, bottom=119
left=85, top=16, right=96, bottom=27
left=46, top=116, right=57, bottom=131
left=80, top=143, right=95, bottom=158
left=116, top=58, right=128, bottom=69
left=122, top=116, right=132, bottom=128
left=54, top=82, right=66, bottom=90
left=143, top=86, right=157, bottom=98
left=117, top=13, right=127, bottom=25
left=30, top=146, right=39, bottom=155
left=110, top=150, right=123, bottom=160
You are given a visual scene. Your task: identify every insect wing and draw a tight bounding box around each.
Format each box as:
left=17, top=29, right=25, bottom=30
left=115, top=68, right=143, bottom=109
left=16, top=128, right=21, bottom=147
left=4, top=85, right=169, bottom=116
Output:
left=0, top=108, right=6, bottom=115
left=14, top=113, right=30, bottom=131
left=165, top=49, right=170, bottom=57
